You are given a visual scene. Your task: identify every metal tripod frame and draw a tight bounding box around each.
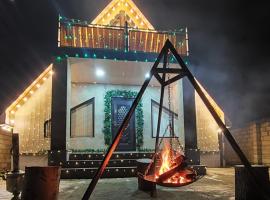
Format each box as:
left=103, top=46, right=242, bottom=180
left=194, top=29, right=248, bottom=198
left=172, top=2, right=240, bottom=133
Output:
left=82, top=39, right=269, bottom=200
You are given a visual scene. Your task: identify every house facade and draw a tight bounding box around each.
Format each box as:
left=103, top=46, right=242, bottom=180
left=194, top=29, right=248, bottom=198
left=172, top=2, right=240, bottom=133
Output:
left=2, top=0, right=225, bottom=175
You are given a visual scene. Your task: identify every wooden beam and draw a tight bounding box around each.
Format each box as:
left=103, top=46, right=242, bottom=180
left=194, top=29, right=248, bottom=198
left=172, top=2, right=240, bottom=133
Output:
left=163, top=73, right=187, bottom=87
left=82, top=42, right=168, bottom=200
left=155, top=68, right=186, bottom=74
left=166, top=39, right=270, bottom=199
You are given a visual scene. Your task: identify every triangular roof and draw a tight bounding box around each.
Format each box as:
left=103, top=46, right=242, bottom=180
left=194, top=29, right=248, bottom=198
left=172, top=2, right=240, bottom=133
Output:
left=4, top=64, right=53, bottom=125
left=91, top=0, right=154, bottom=30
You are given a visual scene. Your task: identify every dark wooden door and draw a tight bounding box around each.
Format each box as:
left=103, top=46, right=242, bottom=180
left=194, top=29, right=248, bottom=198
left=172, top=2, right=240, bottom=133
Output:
left=112, top=97, right=136, bottom=151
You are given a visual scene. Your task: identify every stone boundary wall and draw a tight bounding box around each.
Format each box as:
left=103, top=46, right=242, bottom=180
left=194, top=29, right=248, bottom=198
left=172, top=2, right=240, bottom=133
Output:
left=225, top=119, right=270, bottom=166
left=0, top=130, right=12, bottom=171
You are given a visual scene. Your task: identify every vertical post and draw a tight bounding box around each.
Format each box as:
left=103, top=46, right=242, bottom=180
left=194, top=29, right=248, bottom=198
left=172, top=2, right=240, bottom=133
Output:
left=12, top=133, right=19, bottom=172
left=218, top=130, right=224, bottom=167
left=124, top=21, right=129, bottom=52
left=50, top=59, right=68, bottom=165
left=255, top=122, right=262, bottom=165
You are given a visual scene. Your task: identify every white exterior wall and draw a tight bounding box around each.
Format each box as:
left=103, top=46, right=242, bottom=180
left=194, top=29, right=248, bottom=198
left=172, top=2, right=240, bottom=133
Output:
left=67, top=83, right=184, bottom=150
left=67, top=58, right=185, bottom=151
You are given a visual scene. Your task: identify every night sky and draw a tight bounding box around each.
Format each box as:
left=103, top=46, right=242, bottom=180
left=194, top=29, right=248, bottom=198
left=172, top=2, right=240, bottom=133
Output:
left=1, top=0, right=270, bottom=127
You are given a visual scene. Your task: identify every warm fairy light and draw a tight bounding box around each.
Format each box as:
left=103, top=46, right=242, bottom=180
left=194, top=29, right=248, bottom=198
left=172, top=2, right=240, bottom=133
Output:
left=112, top=7, right=115, bottom=11
left=10, top=120, right=15, bottom=124
left=23, top=97, right=28, bottom=102
left=136, top=15, right=139, bottom=19
left=11, top=110, right=15, bottom=114
left=130, top=9, right=134, bottom=13
left=43, top=77, right=47, bottom=81
left=125, top=2, right=128, bottom=6
left=49, top=70, right=54, bottom=75
left=16, top=104, right=21, bottom=108
left=36, top=84, right=40, bottom=88
left=30, top=90, right=34, bottom=94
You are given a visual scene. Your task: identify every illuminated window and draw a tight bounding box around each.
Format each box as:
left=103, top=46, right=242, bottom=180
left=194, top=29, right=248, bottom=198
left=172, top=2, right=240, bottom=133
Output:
left=70, top=98, right=95, bottom=137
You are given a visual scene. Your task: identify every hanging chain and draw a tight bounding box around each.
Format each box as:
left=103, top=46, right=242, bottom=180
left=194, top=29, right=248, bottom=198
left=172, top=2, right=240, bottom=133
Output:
left=167, top=54, right=174, bottom=138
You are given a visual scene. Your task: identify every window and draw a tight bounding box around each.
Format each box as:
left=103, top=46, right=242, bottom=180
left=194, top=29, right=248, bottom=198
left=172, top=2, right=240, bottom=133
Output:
left=151, top=99, right=178, bottom=138
left=70, top=98, right=95, bottom=137
left=44, top=119, right=51, bottom=138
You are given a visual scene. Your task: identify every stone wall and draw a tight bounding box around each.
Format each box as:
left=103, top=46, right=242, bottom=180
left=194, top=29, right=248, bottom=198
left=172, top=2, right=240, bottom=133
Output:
left=19, top=155, right=48, bottom=170
left=0, top=130, right=12, bottom=171
left=224, top=119, right=270, bottom=166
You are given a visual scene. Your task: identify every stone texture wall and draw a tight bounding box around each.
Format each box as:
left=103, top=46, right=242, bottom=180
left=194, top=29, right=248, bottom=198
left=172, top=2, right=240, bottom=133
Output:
left=225, top=119, right=270, bottom=166
left=260, top=121, right=270, bottom=165
left=0, top=130, right=12, bottom=171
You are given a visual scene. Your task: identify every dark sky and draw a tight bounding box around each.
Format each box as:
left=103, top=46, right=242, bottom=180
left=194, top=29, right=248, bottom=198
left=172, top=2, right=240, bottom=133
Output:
left=1, top=0, right=270, bottom=127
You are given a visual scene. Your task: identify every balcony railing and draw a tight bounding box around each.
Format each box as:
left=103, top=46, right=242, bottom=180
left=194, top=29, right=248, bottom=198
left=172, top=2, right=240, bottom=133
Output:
left=58, top=17, right=188, bottom=56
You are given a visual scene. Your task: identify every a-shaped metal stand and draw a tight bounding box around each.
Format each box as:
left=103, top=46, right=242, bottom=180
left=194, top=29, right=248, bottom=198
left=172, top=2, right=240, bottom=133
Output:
left=82, top=40, right=270, bottom=200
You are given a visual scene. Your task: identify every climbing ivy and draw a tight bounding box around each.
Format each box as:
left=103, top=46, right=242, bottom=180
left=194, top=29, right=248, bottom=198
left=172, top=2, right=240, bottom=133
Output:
left=103, top=90, right=144, bottom=148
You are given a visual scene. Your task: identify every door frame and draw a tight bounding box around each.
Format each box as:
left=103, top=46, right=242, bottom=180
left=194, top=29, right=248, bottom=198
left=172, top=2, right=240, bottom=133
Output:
left=111, top=97, right=136, bottom=151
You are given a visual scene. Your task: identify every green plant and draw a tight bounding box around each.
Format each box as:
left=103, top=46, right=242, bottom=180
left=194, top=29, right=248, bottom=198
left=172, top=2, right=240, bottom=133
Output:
left=103, top=90, right=144, bottom=147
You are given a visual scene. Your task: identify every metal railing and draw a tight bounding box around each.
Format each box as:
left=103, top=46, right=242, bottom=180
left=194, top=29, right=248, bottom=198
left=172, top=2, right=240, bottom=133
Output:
left=58, top=17, right=188, bottom=55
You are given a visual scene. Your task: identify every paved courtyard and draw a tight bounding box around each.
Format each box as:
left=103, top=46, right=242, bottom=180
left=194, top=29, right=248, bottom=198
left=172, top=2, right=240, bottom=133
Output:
left=1, top=168, right=235, bottom=200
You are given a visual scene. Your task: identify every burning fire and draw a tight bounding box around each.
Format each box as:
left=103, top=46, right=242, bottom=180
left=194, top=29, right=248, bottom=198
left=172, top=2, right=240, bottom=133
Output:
left=159, top=141, right=171, bottom=175
left=155, top=140, right=193, bottom=185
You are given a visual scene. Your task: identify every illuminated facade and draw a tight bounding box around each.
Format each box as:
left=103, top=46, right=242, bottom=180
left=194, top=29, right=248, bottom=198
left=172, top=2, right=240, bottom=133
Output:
left=2, top=0, right=225, bottom=176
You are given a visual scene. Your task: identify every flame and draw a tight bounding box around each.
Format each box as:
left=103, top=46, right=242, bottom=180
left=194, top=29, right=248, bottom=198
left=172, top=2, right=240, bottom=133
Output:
left=159, top=141, right=171, bottom=175
left=156, top=140, right=193, bottom=185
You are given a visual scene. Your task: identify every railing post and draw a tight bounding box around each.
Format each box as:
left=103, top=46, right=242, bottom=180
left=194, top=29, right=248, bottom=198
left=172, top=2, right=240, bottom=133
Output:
left=124, top=21, right=129, bottom=52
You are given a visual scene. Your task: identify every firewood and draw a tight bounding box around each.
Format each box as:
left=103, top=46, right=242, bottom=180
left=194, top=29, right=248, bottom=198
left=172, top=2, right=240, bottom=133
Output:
left=156, top=162, right=187, bottom=183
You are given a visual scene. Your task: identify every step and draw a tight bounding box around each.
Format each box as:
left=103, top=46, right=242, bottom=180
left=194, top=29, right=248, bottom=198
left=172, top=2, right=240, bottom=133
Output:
left=62, top=159, right=137, bottom=168
left=68, top=152, right=154, bottom=161
left=61, top=167, right=137, bottom=179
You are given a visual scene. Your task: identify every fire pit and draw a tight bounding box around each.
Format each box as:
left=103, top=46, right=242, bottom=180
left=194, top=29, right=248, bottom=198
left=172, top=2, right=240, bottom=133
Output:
left=140, top=137, right=199, bottom=188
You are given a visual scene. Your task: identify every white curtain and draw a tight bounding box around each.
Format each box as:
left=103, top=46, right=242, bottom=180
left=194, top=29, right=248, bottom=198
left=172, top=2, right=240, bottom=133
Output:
left=71, top=102, right=93, bottom=137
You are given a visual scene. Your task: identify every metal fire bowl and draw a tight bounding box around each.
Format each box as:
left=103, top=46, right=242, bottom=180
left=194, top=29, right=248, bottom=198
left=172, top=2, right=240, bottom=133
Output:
left=6, top=171, right=25, bottom=194
left=141, top=168, right=199, bottom=188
